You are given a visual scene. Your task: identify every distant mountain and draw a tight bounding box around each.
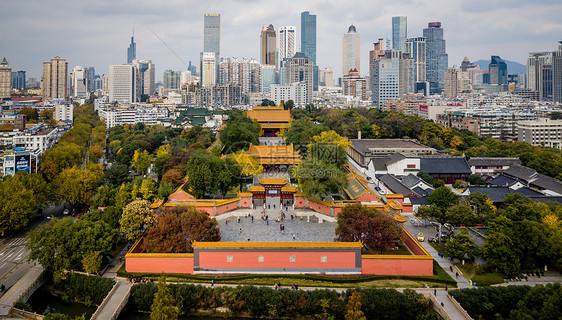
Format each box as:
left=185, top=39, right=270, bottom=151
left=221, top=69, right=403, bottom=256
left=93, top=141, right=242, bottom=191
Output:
left=472, top=59, right=527, bottom=74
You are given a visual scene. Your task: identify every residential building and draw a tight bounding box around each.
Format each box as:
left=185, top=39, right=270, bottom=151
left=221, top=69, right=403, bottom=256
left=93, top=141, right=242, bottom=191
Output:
left=278, top=26, right=296, bottom=68
left=0, top=114, right=26, bottom=130
left=71, top=66, right=88, bottom=97
left=370, top=50, right=414, bottom=108
left=162, top=70, right=180, bottom=96
left=132, top=59, right=155, bottom=101
left=270, top=83, right=307, bottom=106
left=109, top=64, right=137, bottom=103
left=382, top=94, right=426, bottom=116
left=101, top=75, right=109, bottom=96
left=0, top=58, right=11, bottom=98
left=286, top=52, right=313, bottom=104
left=405, top=37, right=426, bottom=83
left=489, top=55, right=508, bottom=85
left=392, top=16, right=407, bottom=52
left=218, top=58, right=262, bottom=93
left=11, top=70, right=25, bottom=91
left=54, top=103, right=73, bottom=122
left=324, top=67, right=334, bottom=87
left=423, top=22, right=448, bottom=94
left=342, top=24, right=360, bottom=76
left=98, top=104, right=169, bottom=128
left=181, top=83, right=244, bottom=107
left=260, top=24, right=276, bottom=66
left=127, top=33, right=136, bottom=64
left=444, top=68, right=470, bottom=98
left=301, top=11, right=318, bottom=91
left=41, top=56, right=68, bottom=100
left=553, top=41, right=562, bottom=103
left=518, top=118, right=562, bottom=149
left=342, top=69, right=367, bottom=101
left=12, top=126, right=61, bottom=154
left=369, top=39, right=386, bottom=88
left=201, top=52, right=217, bottom=87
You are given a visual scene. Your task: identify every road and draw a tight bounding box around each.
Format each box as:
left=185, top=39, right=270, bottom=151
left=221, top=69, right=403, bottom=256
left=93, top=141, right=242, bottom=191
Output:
left=0, top=203, right=63, bottom=297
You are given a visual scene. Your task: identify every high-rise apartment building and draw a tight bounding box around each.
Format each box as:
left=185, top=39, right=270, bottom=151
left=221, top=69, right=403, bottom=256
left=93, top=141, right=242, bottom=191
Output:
left=552, top=42, right=562, bottom=103
left=392, top=16, right=407, bottom=52
left=260, top=24, right=276, bottom=66
left=163, top=70, right=180, bottom=91
left=369, top=39, right=386, bottom=88
left=127, top=33, right=136, bottom=64
left=405, top=37, right=426, bottom=83
left=71, top=66, right=88, bottom=97
left=204, top=14, right=221, bottom=55
left=342, top=24, right=360, bottom=76
left=278, top=26, right=296, bottom=68
left=11, top=71, right=26, bottom=91
left=527, top=52, right=553, bottom=100
left=301, top=11, right=318, bottom=91
left=261, top=65, right=277, bottom=94
left=342, top=69, right=367, bottom=101
left=132, top=59, right=155, bottom=101
left=109, top=64, right=137, bottom=103
left=324, top=67, right=334, bottom=87
left=489, top=55, right=507, bottom=85
left=286, top=52, right=313, bottom=103
left=370, top=50, right=414, bottom=108
left=423, top=22, right=448, bottom=94
left=201, top=52, right=217, bottom=88
left=0, top=58, right=11, bottom=98
left=42, top=56, right=68, bottom=100
left=218, top=58, right=261, bottom=93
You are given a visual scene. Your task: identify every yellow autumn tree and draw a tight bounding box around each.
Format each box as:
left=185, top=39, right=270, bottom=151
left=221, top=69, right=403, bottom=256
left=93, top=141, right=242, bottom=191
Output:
left=311, top=130, right=351, bottom=149
left=543, top=214, right=560, bottom=230
left=228, top=150, right=263, bottom=177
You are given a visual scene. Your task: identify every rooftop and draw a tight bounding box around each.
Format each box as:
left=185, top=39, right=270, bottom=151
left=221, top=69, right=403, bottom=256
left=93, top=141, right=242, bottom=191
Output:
left=419, top=156, right=472, bottom=175
left=468, top=157, right=521, bottom=167
left=350, top=139, right=435, bottom=155
left=246, top=107, right=291, bottom=123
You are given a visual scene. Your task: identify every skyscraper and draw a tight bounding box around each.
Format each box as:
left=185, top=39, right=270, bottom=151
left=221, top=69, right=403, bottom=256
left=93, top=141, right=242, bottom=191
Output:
left=301, top=11, right=318, bottom=91
left=0, top=58, right=11, bottom=98
left=527, top=52, right=553, bottom=100
left=204, top=14, right=221, bottom=55
left=42, top=56, right=68, bottom=100
left=405, top=37, right=426, bottom=83
left=11, top=70, right=26, bottom=91
left=286, top=52, right=313, bottom=103
left=489, top=55, right=507, bottom=85
left=219, top=58, right=261, bottom=93
left=324, top=67, right=334, bottom=87
left=392, top=16, right=407, bottom=52
left=342, top=24, right=360, bottom=76
left=278, top=26, right=296, bottom=68
left=71, top=66, right=88, bottom=97
left=260, top=24, right=276, bottom=66
left=553, top=42, right=562, bottom=103
left=132, top=59, right=155, bottom=101
left=87, top=67, right=95, bottom=93
left=127, top=32, right=136, bottom=64
left=163, top=70, right=180, bottom=91
left=201, top=52, right=217, bottom=88
left=423, top=22, right=448, bottom=94
left=370, top=50, right=414, bottom=108
left=109, top=64, right=137, bottom=103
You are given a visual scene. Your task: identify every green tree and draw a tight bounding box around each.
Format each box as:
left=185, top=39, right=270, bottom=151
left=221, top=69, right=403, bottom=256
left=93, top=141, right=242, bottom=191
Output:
left=444, top=229, right=479, bottom=261
left=54, top=164, right=104, bottom=208
left=0, top=177, right=38, bottom=235
left=467, top=174, right=487, bottom=185
left=132, top=149, right=152, bottom=175
left=103, top=163, right=130, bottom=186
left=157, top=181, right=175, bottom=199
left=150, top=276, right=178, bottom=320
left=427, top=186, right=459, bottom=210
left=119, top=199, right=156, bottom=241
left=220, top=121, right=259, bottom=154
left=40, top=142, right=83, bottom=181
left=468, top=192, right=496, bottom=217
left=445, top=204, right=476, bottom=226
left=345, top=292, right=366, bottom=320
left=82, top=251, right=102, bottom=274
left=140, top=178, right=157, bottom=200
left=285, top=118, right=328, bottom=156
left=292, top=161, right=347, bottom=198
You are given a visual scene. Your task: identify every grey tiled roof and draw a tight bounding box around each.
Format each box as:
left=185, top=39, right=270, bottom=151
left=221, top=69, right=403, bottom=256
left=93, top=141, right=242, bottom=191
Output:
left=419, top=156, right=472, bottom=175
left=487, top=174, right=518, bottom=187
left=503, top=164, right=537, bottom=181
left=379, top=174, right=414, bottom=196
left=468, top=157, right=521, bottom=167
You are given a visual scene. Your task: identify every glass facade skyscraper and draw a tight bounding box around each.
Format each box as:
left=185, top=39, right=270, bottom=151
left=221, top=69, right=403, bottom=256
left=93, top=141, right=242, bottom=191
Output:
left=301, top=11, right=318, bottom=91
left=204, top=14, right=221, bottom=55
left=405, top=37, right=426, bottom=83
left=127, top=33, right=136, bottom=64
left=392, top=16, right=407, bottom=52
left=423, top=22, right=448, bottom=94
left=489, top=55, right=508, bottom=85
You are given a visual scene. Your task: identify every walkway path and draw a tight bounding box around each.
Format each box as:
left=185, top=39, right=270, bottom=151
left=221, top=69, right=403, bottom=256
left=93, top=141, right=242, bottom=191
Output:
left=0, top=265, right=43, bottom=316
left=91, top=278, right=132, bottom=320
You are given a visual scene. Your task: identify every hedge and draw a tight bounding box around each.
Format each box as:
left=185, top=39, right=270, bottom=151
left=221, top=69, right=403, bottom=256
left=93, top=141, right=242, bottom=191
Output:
left=52, top=273, right=115, bottom=307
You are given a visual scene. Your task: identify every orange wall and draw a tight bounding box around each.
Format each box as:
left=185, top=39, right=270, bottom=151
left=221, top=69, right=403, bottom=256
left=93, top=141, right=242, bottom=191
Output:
left=402, top=204, right=413, bottom=214
left=198, top=251, right=357, bottom=270
left=361, top=257, right=433, bottom=276
left=240, top=198, right=251, bottom=208
left=126, top=256, right=194, bottom=274
left=195, top=206, right=214, bottom=216
left=357, top=193, right=379, bottom=202
left=295, top=198, right=306, bottom=208
left=403, top=230, right=427, bottom=256
left=308, top=202, right=331, bottom=215
left=216, top=202, right=238, bottom=214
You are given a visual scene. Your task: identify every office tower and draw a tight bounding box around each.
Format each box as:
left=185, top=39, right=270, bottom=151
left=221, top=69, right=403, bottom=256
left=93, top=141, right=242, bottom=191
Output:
left=127, top=32, right=136, bottom=64
left=261, top=65, right=277, bottom=94
left=405, top=37, right=426, bottom=83
left=324, top=67, right=334, bottom=87
left=460, top=57, right=475, bottom=71
left=0, top=58, right=10, bottom=98
left=342, top=24, right=360, bottom=76
left=109, top=64, right=137, bottom=103
left=286, top=52, right=313, bottom=103
left=301, top=11, right=318, bottom=91
left=369, top=39, right=386, bottom=89
left=278, top=26, right=296, bottom=68
left=444, top=68, right=460, bottom=98
left=423, top=22, right=448, bottom=94
left=93, top=75, right=102, bottom=92
left=370, top=50, right=414, bottom=108
left=132, top=59, right=155, bottom=101
left=42, top=56, right=68, bottom=100
left=392, top=16, right=407, bottom=52
left=187, top=61, right=197, bottom=75
left=201, top=52, right=217, bottom=87
left=489, top=55, right=507, bottom=85
left=11, top=71, right=26, bottom=91
left=102, top=75, right=109, bottom=96
left=72, top=66, right=88, bottom=97
left=219, top=58, right=261, bottom=93
left=554, top=42, right=562, bottom=103
left=87, top=67, right=95, bottom=93
left=527, top=52, right=553, bottom=100
left=163, top=70, right=180, bottom=91
left=260, top=24, right=276, bottom=66
left=342, top=69, right=367, bottom=100
left=204, top=14, right=221, bottom=55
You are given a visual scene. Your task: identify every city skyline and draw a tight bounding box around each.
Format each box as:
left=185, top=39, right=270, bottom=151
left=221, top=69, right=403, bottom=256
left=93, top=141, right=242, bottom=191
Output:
left=1, top=0, right=561, bottom=81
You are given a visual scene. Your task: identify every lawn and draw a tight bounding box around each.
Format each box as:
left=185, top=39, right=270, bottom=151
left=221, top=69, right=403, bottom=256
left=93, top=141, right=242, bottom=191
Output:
left=454, top=262, right=504, bottom=286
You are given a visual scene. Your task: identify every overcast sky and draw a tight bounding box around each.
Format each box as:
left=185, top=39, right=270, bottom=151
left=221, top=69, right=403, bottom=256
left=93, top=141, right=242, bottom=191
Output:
left=2, top=0, right=561, bottom=81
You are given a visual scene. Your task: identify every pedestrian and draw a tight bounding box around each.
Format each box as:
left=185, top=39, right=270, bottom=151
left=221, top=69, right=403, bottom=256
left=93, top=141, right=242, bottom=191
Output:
left=239, top=228, right=242, bottom=234
left=295, top=283, right=298, bottom=290
left=433, top=289, right=436, bottom=296
left=441, top=302, right=444, bottom=308
left=225, top=220, right=228, bottom=225
left=445, top=285, right=448, bottom=292
left=455, top=272, right=459, bottom=278
left=211, top=279, right=214, bottom=287
left=449, top=266, right=453, bottom=272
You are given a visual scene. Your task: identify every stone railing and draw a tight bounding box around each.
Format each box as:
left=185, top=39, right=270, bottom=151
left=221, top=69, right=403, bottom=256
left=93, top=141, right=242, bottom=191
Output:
left=89, top=281, right=119, bottom=320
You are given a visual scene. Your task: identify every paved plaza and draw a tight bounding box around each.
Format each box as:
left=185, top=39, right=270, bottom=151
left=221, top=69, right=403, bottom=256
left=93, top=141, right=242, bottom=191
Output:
left=217, top=209, right=337, bottom=242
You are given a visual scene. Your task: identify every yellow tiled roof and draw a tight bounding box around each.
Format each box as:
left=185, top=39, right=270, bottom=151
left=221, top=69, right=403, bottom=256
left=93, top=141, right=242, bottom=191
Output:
left=247, top=185, right=265, bottom=192
left=281, top=186, right=298, bottom=192
left=258, top=178, right=288, bottom=185
left=247, top=108, right=291, bottom=123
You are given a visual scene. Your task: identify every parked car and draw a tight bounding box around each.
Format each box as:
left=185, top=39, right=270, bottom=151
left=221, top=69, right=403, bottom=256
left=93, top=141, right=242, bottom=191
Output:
left=63, top=209, right=70, bottom=215
left=417, top=232, right=425, bottom=242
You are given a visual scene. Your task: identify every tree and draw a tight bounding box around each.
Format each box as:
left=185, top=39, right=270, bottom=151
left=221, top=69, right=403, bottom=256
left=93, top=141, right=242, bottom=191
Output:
left=186, top=150, right=236, bottom=198
left=444, top=229, right=479, bottom=262
left=416, top=205, right=446, bottom=225
left=468, top=192, right=496, bottom=217
left=140, top=178, right=157, bottom=200
left=119, top=199, right=156, bottom=241
left=18, top=107, right=39, bottom=122
left=220, top=121, right=259, bottom=154
left=311, top=130, right=351, bottom=149
left=307, top=142, right=348, bottom=169
left=132, top=149, right=152, bottom=175
left=0, top=176, right=39, bottom=235
left=162, top=168, right=185, bottom=187
left=292, top=161, right=347, bottom=198
left=142, top=207, right=221, bottom=253
left=150, top=276, right=178, bottom=320
left=467, top=174, right=487, bottom=185
left=40, top=142, right=83, bottom=181
left=426, top=186, right=459, bottom=210
left=285, top=100, right=295, bottom=110
left=336, top=204, right=403, bottom=254
left=417, top=171, right=435, bottom=186
left=54, top=164, right=104, bottom=208
left=285, top=118, right=329, bottom=156
left=227, top=150, right=262, bottom=177
left=345, top=292, right=366, bottom=320
left=103, top=163, right=130, bottom=186
left=157, top=181, right=175, bottom=200
left=445, top=205, right=476, bottom=226
left=82, top=251, right=102, bottom=274
left=260, top=99, right=276, bottom=106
